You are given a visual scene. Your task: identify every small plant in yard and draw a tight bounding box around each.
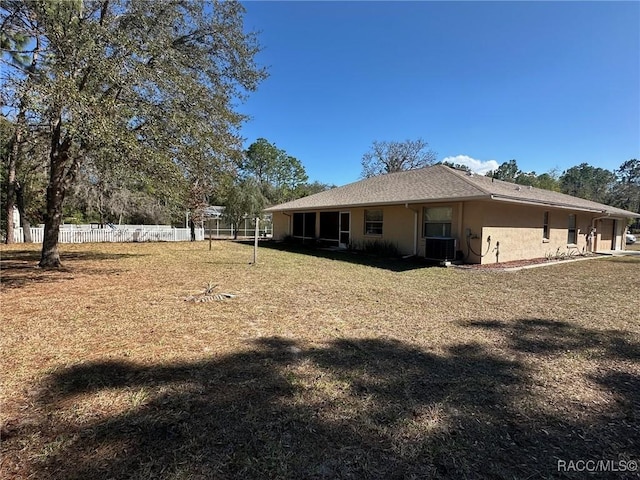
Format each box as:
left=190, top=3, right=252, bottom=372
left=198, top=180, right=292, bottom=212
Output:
left=185, top=280, right=236, bottom=302
left=546, top=247, right=583, bottom=261
left=353, top=239, right=400, bottom=257
left=204, top=281, right=217, bottom=295
left=128, top=388, right=150, bottom=408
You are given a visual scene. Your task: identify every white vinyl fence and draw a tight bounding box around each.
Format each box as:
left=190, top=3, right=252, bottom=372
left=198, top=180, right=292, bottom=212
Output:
left=13, top=225, right=204, bottom=244
left=204, top=217, right=272, bottom=239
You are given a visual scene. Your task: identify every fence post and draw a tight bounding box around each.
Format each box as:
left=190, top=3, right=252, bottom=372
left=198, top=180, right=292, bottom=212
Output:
left=253, top=217, right=259, bottom=264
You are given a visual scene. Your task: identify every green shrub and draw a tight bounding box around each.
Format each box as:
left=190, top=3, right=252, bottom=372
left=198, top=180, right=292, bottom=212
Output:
left=353, top=239, right=400, bottom=258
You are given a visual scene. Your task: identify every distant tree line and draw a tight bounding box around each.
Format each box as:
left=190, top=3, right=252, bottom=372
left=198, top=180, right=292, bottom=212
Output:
left=484, top=158, right=640, bottom=215
left=1, top=121, right=334, bottom=242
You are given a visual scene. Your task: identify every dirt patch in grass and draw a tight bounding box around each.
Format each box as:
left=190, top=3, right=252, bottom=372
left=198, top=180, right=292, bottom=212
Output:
left=1, top=241, right=639, bottom=479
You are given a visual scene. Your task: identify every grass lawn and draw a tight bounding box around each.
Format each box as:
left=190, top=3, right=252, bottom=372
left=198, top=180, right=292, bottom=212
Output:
left=1, top=241, right=638, bottom=479
left=627, top=241, right=640, bottom=252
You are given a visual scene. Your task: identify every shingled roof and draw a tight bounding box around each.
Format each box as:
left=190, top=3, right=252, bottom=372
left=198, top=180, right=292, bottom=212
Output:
left=265, top=165, right=639, bottom=218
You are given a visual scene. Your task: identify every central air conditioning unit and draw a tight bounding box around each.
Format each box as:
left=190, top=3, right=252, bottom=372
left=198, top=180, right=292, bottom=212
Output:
left=425, top=237, right=457, bottom=262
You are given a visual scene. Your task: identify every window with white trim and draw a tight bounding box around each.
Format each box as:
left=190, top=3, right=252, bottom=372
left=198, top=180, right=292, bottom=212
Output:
left=567, top=214, right=577, bottom=244
left=424, top=207, right=452, bottom=237
left=543, top=211, right=550, bottom=241
left=364, top=209, right=383, bottom=235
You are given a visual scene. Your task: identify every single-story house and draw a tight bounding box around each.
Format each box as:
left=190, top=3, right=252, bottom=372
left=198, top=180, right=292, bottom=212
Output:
left=265, top=165, right=639, bottom=264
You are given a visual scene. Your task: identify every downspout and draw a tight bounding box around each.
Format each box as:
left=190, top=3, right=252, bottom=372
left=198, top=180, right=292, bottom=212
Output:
left=457, top=201, right=464, bottom=253
left=405, top=203, right=419, bottom=255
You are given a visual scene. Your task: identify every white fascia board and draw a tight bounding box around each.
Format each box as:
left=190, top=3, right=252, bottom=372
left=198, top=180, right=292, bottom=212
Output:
left=267, top=195, right=490, bottom=213
left=489, top=194, right=636, bottom=217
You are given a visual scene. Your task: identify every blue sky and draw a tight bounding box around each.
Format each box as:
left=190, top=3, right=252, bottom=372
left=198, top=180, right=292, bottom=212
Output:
left=239, top=1, right=639, bottom=186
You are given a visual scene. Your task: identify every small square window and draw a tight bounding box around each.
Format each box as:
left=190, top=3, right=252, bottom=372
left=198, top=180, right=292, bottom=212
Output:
left=364, top=209, right=383, bottom=235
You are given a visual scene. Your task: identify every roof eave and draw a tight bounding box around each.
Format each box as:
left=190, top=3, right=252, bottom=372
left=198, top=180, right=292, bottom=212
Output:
left=490, top=194, right=640, bottom=217
left=265, top=195, right=490, bottom=212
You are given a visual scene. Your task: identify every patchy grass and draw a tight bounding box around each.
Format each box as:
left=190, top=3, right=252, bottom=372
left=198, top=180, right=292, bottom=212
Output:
left=1, top=241, right=639, bottom=479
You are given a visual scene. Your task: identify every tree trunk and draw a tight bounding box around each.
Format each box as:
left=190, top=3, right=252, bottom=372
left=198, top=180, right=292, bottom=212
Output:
left=39, top=119, right=72, bottom=268
left=39, top=180, right=65, bottom=268
left=21, top=216, right=33, bottom=243
left=15, top=182, right=32, bottom=243
left=189, top=218, right=196, bottom=241
left=98, top=185, right=105, bottom=227
left=4, top=132, right=19, bottom=244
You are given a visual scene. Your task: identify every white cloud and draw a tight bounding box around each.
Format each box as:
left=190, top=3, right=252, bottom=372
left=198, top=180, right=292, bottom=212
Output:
left=441, top=155, right=500, bottom=175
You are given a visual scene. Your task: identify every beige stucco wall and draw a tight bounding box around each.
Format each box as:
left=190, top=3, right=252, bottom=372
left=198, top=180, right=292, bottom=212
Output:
left=475, top=202, right=593, bottom=264
left=459, top=201, right=485, bottom=264
left=270, top=201, right=631, bottom=264
left=271, top=212, right=291, bottom=240
left=348, top=205, right=417, bottom=254
left=595, top=218, right=626, bottom=251
left=272, top=203, right=462, bottom=257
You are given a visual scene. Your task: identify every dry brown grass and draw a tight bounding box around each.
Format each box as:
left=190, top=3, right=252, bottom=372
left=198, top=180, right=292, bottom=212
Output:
left=1, top=241, right=638, bottom=479
left=627, top=242, right=640, bottom=252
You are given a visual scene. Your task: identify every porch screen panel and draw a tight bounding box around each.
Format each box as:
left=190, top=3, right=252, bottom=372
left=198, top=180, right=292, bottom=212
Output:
left=292, top=213, right=304, bottom=237
left=320, top=212, right=339, bottom=240
left=303, top=212, right=316, bottom=238
left=293, top=212, right=316, bottom=238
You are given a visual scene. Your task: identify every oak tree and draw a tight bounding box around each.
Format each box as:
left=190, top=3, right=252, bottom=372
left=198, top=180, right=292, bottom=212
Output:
left=1, top=0, right=266, bottom=266
left=360, top=138, right=437, bottom=178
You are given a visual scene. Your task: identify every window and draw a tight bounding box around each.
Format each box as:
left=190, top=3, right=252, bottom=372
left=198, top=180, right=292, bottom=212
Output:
left=543, top=211, right=550, bottom=241
left=364, top=209, right=383, bottom=235
left=567, top=214, right=577, bottom=244
left=424, top=207, right=452, bottom=237
left=292, top=212, right=316, bottom=238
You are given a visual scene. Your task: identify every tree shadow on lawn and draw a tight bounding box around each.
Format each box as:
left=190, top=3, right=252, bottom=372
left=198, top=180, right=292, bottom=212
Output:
left=250, top=240, right=438, bottom=272
left=465, top=318, right=640, bottom=360
left=4, top=322, right=638, bottom=479
left=0, top=249, right=146, bottom=289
